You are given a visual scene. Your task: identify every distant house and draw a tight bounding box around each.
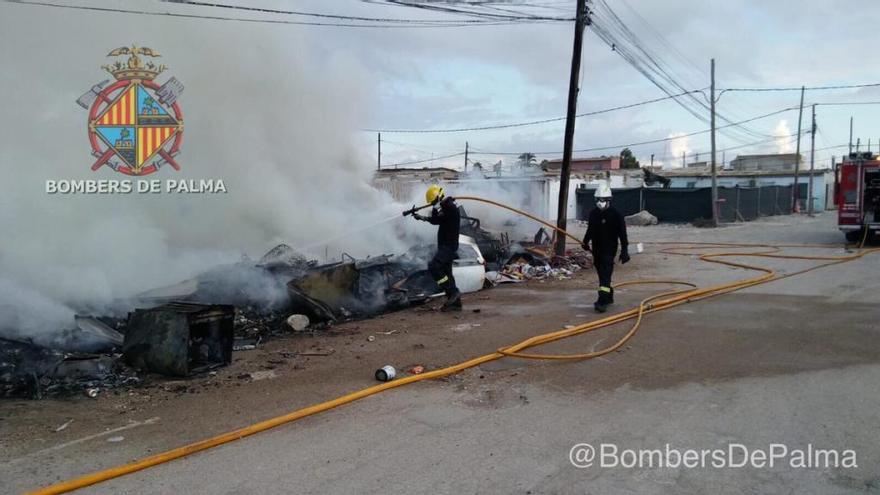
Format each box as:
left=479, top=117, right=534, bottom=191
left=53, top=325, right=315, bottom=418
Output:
left=373, top=167, right=459, bottom=181
left=543, top=156, right=620, bottom=173
left=729, top=153, right=802, bottom=172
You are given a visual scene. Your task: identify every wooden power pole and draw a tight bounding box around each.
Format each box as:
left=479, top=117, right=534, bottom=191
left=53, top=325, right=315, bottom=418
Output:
left=377, top=133, right=381, bottom=171
left=464, top=141, right=469, bottom=172
left=554, top=0, right=588, bottom=255
left=808, top=104, right=816, bottom=216
left=792, top=86, right=805, bottom=212
left=710, top=58, right=718, bottom=227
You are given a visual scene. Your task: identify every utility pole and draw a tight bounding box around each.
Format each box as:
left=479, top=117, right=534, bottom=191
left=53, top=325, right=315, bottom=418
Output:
left=682, top=151, right=685, bottom=168
left=377, top=133, right=381, bottom=171
left=710, top=58, right=718, bottom=227
left=792, top=86, right=805, bottom=212
left=464, top=141, right=469, bottom=172
left=554, top=0, right=588, bottom=256
left=650, top=153, right=654, bottom=168
left=808, top=104, right=816, bottom=216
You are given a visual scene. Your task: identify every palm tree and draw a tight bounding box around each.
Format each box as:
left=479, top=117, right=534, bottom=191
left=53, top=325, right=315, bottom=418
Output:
left=517, top=152, right=537, bottom=168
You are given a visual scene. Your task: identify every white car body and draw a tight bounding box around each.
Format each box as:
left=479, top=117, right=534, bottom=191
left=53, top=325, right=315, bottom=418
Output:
left=452, top=235, right=486, bottom=294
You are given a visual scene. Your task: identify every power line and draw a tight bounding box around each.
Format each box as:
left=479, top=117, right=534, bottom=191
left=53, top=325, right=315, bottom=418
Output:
left=384, top=151, right=465, bottom=168
left=362, top=0, right=574, bottom=22
left=2, top=0, right=537, bottom=27
left=644, top=133, right=802, bottom=163
left=721, top=83, right=880, bottom=93
left=815, top=101, right=880, bottom=107
left=588, top=1, right=774, bottom=144
left=362, top=89, right=704, bottom=133
left=467, top=105, right=800, bottom=156
left=156, top=0, right=506, bottom=24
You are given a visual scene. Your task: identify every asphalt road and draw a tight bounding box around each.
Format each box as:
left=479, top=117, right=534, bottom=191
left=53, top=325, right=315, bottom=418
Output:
left=4, top=213, right=879, bottom=494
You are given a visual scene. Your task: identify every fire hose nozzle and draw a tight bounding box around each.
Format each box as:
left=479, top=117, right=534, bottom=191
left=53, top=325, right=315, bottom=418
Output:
left=402, top=204, right=430, bottom=217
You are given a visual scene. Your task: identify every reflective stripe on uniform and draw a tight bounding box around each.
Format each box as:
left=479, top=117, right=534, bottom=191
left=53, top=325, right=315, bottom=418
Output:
left=437, top=276, right=449, bottom=284
left=599, top=286, right=612, bottom=293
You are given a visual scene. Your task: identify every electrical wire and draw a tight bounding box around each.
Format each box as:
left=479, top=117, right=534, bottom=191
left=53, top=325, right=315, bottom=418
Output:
left=722, top=83, right=880, bottom=93
left=588, top=1, right=776, bottom=144
left=1, top=0, right=543, bottom=27
left=384, top=151, right=465, bottom=168
left=155, top=0, right=506, bottom=24
left=362, top=90, right=705, bottom=133
left=467, top=105, right=799, bottom=156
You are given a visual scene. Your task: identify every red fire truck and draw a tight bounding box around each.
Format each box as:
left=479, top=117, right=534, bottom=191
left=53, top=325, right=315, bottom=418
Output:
left=835, top=152, right=880, bottom=242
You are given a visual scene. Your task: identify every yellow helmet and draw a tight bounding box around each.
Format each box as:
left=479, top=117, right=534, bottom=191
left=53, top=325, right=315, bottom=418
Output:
left=425, top=184, right=445, bottom=205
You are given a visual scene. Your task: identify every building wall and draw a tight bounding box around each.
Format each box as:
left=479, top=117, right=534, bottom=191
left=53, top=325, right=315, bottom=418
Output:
left=730, top=155, right=798, bottom=171
left=570, top=157, right=620, bottom=171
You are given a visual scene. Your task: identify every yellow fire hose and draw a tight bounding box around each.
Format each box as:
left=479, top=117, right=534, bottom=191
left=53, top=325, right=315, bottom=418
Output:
left=27, top=199, right=879, bottom=495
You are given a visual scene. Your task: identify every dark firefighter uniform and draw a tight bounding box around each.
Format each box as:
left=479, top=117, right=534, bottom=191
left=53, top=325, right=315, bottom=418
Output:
left=583, top=202, right=630, bottom=312
left=413, top=186, right=462, bottom=311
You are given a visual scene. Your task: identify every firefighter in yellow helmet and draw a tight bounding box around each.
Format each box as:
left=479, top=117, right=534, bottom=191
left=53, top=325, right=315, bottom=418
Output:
left=411, top=185, right=462, bottom=311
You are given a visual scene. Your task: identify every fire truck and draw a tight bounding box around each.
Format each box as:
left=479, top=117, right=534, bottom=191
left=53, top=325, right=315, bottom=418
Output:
left=835, top=152, right=880, bottom=242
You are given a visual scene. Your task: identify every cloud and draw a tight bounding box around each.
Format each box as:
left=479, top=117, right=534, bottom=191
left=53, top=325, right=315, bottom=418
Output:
left=774, top=119, right=795, bottom=153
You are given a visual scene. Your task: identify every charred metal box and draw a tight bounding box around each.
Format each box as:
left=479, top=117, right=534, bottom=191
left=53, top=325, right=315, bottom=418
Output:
left=123, top=302, right=234, bottom=376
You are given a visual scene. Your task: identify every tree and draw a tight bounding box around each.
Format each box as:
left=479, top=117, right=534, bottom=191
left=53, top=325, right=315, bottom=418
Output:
left=620, top=148, right=640, bottom=169
left=517, top=152, right=537, bottom=168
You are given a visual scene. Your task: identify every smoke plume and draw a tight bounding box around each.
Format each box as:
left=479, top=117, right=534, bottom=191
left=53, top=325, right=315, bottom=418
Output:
left=0, top=4, right=411, bottom=342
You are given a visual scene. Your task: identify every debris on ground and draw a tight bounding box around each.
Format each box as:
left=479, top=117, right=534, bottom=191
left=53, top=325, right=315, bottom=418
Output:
left=0, top=211, right=588, bottom=399
left=123, top=303, right=234, bottom=377
left=298, top=347, right=335, bottom=357
left=375, top=365, right=396, bottom=382
left=625, top=210, right=659, bottom=226
left=232, top=337, right=261, bottom=351
left=286, top=314, right=310, bottom=332
left=488, top=245, right=591, bottom=286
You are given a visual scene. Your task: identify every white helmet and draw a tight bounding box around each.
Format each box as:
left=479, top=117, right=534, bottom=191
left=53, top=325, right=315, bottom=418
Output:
left=594, top=182, right=612, bottom=199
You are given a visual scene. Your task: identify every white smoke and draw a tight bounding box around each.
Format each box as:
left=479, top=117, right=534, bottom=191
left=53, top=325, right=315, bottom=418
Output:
left=665, top=132, right=692, bottom=169
left=774, top=119, right=795, bottom=153
left=0, top=4, right=411, bottom=340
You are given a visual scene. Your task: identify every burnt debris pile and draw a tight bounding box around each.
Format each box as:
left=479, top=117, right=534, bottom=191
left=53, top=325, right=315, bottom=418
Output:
left=1, top=212, right=591, bottom=399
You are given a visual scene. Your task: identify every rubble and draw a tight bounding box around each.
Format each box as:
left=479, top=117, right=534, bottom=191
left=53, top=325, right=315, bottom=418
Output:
left=625, top=210, right=659, bottom=226
left=0, top=338, right=139, bottom=399
left=0, top=212, right=592, bottom=399
left=286, top=314, right=310, bottom=332
left=123, top=303, right=234, bottom=377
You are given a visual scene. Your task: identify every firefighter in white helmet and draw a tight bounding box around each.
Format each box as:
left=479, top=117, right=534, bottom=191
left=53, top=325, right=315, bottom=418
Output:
left=582, top=182, right=629, bottom=313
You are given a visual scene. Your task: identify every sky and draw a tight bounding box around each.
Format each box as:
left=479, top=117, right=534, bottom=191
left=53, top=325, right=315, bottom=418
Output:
left=4, top=0, right=878, bottom=173
left=292, top=0, right=879, bottom=171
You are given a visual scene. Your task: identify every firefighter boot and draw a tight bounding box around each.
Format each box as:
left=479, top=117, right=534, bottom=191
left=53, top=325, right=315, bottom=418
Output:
left=594, top=288, right=612, bottom=313
left=441, top=287, right=462, bottom=312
